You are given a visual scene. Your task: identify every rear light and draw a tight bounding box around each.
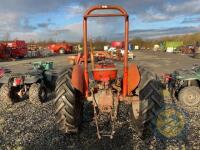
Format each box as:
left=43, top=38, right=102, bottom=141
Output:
left=163, top=74, right=172, bottom=82
left=14, top=78, right=23, bottom=86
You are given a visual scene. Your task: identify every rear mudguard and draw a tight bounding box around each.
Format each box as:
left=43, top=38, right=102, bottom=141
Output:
left=128, top=63, right=141, bottom=95
left=71, top=64, right=85, bottom=94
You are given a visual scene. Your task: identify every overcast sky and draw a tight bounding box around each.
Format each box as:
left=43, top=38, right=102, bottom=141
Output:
left=0, top=0, right=200, bottom=41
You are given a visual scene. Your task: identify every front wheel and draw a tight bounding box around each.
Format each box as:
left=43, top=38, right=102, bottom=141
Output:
left=0, top=84, right=12, bottom=105
left=178, top=86, right=200, bottom=111
left=29, top=83, right=47, bottom=105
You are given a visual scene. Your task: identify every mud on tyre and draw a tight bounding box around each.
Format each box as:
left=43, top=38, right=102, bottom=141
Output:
left=178, top=86, right=200, bottom=112
left=29, top=83, right=47, bottom=105
left=0, top=84, right=12, bottom=105
left=54, top=68, right=83, bottom=133
left=130, top=66, right=163, bottom=138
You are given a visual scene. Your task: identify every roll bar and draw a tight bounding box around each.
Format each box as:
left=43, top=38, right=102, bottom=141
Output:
left=83, top=5, right=129, bottom=97
left=84, top=5, right=128, bottom=17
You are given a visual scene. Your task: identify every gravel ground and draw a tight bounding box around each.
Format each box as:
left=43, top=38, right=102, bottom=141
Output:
left=0, top=98, right=199, bottom=150
left=0, top=51, right=199, bottom=150
left=0, top=101, right=134, bottom=150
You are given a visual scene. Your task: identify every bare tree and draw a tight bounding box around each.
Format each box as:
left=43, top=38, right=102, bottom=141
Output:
left=2, top=32, right=10, bottom=41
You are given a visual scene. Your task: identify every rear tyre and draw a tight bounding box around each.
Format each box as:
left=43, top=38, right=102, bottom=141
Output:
left=29, top=83, right=47, bottom=105
left=54, top=68, right=83, bottom=133
left=0, top=84, right=12, bottom=105
left=130, top=66, right=163, bottom=138
left=178, top=86, right=200, bottom=111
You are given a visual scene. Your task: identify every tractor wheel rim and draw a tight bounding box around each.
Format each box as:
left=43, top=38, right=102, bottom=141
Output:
left=184, top=93, right=199, bottom=106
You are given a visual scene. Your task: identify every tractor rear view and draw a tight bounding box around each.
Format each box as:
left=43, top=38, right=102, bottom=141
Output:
left=54, top=5, right=163, bottom=139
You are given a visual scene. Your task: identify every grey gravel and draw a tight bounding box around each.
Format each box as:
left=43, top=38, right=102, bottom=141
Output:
left=0, top=99, right=199, bottom=150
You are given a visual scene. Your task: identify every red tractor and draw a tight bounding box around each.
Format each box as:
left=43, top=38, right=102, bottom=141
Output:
left=54, top=5, right=163, bottom=139
left=48, top=43, right=73, bottom=54
left=6, top=40, right=28, bottom=58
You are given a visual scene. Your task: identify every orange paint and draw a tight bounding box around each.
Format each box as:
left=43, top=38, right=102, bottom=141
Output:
left=71, top=65, right=85, bottom=94
left=92, top=64, right=117, bottom=82
left=127, top=64, right=140, bottom=95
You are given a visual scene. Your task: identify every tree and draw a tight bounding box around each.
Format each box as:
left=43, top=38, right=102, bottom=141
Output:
left=2, top=32, right=10, bottom=41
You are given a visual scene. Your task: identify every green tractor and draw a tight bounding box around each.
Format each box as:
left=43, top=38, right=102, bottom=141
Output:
left=164, top=65, right=200, bottom=111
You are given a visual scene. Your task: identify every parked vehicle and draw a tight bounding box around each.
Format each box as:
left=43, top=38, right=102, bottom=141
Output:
left=27, top=44, right=39, bottom=51
left=163, top=65, right=200, bottom=111
left=6, top=40, right=28, bottom=58
left=179, top=45, right=195, bottom=54
left=0, top=61, right=56, bottom=105
left=48, top=43, right=73, bottom=54
left=54, top=5, right=163, bottom=139
left=111, top=41, right=124, bottom=49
